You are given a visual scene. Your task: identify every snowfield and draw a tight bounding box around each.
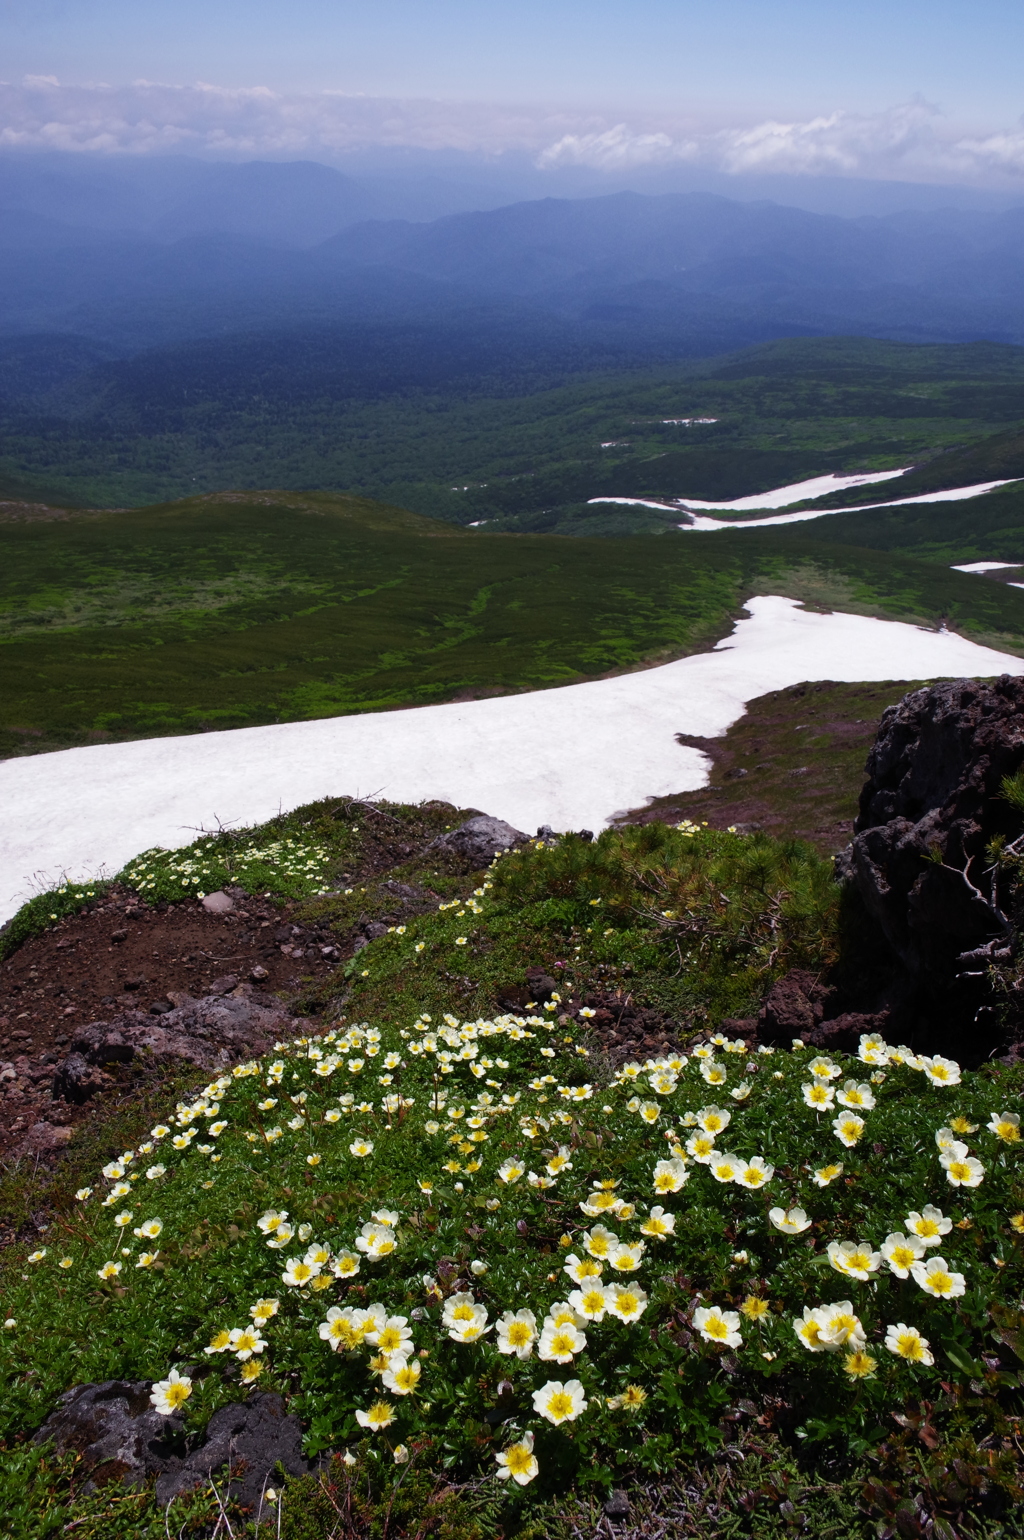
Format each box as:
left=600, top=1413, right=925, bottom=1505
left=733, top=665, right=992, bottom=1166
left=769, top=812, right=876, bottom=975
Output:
left=590, top=479, right=1020, bottom=530
left=2, top=595, right=1023, bottom=924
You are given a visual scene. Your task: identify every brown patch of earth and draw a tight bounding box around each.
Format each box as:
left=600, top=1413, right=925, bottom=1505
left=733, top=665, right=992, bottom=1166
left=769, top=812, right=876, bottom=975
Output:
left=615, top=679, right=925, bottom=853
left=0, top=886, right=348, bottom=1161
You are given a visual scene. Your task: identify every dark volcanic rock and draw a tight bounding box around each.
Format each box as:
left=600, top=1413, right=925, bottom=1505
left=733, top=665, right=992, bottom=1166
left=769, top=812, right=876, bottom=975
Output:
left=429, top=814, right=528, bottom=868
left=155, top=1392, right=317, bottom=1511
left=849, top=676, right=1024, bottom=983
left=34, top=1380, right=182, bottom=1491
left=841, top=674, right=1024, bottom=1053
left=37, top=1382, right=316, bottom=1515
left=757, top=969, right=832, bottom=1045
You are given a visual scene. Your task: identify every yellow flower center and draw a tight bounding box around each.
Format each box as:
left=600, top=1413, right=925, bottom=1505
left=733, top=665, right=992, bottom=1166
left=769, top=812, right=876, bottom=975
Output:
left=546, top=1392, right=573, bottom=1420
left=505, top=1445, right=534, bottom=1475
left=379, top=1327, right=404, bottom=1352
left=705, top=1317, right=729, bottom=1340
left=506, top=1322, right=532, bottom=1346
left=897, top=1333, right=924, bottom=1360
left=948, top=1163, right=970, bottom=1182
left=928, top=1271, right=953, bottom=1294
left=165, top=1382, right=191, bottom=1408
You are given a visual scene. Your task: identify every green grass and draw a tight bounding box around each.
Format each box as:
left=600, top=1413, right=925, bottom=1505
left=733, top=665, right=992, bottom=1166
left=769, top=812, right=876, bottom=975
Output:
left=4, top=491, right=1024, bottom=757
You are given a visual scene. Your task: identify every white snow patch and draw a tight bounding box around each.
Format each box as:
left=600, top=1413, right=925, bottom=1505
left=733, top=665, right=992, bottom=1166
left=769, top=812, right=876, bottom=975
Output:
left=590, top=479, right=1020, bottom=532
left=952, top=561, right=1023, bottom=573
left=2, top=595, right=1023, bottom=926
left=676, top=469, right=910, bottom=513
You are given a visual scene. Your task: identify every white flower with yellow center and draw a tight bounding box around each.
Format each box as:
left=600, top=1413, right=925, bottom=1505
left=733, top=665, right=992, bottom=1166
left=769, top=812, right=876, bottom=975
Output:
left=709, top=1152, right=741, bottom=1184
left=812, top=1163, right=844, bottom=1187
left=282, top=1257, right=320, bottom=1288
left=906, top=1205, right=951, bottom=1247
left=802, top=1081, right=835, bottom=1111
left=836, top=1080, right=876, bottom=1111
left=497, top=1159, right=525, bottom=1184
left=355, top=1223, right=396, bottom=1260
left=910, top=1255, right=966, bottom=1299
left=832, top=1113, right=865, bottom=1148
left=768, top=1206, right=812, bottom=1235
left=532, top=1379, right=587, bottom=1425
left=546, top=1146, right=573, bottom=1176
left=250, top=1298, right=279, bottom=1324
left=934, top=1127, right=959, bottom=1152
left=881, top=1232, right=926, bottom=1278
left=700, top=1061, right=727, bottom=1086
left=652, top=1157, right=690, bottom=1193
left=696, top=1105, right=731, bottom=1136
left=579, top=1190, right=623, bottom=1217
left=818, top=1302, right=865, bottom=1350
left=921, top=1054, right=961, bottom=1086
left=319, top=1307, right=365, bottom=1352
left=563, top=1252, right=603, bottom=1284
left=826, top=1241, right=881, bottom=1281
left=582, top=1225, right=618, bottom=1260
left=605, top=1282, right=648, bottom=1324
left=807, top=1056, right=841, bottom=1081
left=735, top=1156, right=774, bottom=1190
left=382, top=1356, right=422, bottom=1395
left=442, top=1293, right=490, bottom=1343
left=150, top=1368, right=192, bottom=1415
left=568, top=1283, right=610, bottom=1322
left=258, top=1209, right=288, bottom=1235
left=538, top=1318, right=587, bottom=1363
left=609, top=1240, right=645, bottom=1272
left=228, top=1327, right=266, bottom=1361
left=495, top=1431, right=538, bottom=1485
left=331, top=1249, right=361, bottom=1278
left=693, top=1305, right=742, bottom=1347
left=136, top=1251, right=159, bottom=1269
left=988, top=1111, right=1021, bottom=1143
left=940, top=1146, right=985, bottom=1188
left=355, top=1401, right=395, bottom=1431
left=885, top=1323, right=934, bottom=1364
left=793, top=1306, right=830, bottom=1351
left=349, top=1139, right=374, bottom=1158
left=266, top=1223, right=294, bottom=1251
left=134, top=1218, right=163, bottom=1241
left=857, top=1034, right=890, bottom=1066
left=639, top=1206, right=676, bottom=1239
left=496, top=1309, right=538, bottom=1358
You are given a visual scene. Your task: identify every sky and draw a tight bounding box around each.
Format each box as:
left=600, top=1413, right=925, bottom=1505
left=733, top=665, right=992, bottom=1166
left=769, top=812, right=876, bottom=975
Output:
left=2, top=0, right=1024, bottom=185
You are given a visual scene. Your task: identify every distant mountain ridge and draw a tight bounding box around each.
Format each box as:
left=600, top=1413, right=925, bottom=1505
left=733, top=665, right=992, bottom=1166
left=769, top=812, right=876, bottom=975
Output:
left=2, top=179, right=1024, bottom=354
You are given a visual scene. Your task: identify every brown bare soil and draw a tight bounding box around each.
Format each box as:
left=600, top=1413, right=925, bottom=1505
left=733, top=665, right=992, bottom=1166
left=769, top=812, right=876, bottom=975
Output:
left=616, top=679, right=922, bottom=852
left=0, top=888, right=343, bottom=1159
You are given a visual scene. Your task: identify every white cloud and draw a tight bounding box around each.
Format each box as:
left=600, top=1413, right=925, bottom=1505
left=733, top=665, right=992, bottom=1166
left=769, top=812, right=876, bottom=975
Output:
left=0, top=80, right=1023, bottom=187
left=540, top=102, right=1024, bottom=187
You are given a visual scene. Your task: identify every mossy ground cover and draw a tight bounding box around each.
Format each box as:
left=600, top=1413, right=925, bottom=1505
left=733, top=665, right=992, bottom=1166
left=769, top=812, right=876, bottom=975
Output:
left=4, top=491, right=1024, bottom=758
left=2, top=818, right=1024, bottom=1537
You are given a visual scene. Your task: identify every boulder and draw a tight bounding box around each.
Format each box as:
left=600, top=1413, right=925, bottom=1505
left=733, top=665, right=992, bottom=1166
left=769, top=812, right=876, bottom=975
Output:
left=35, top=1382, right=317, bottom=1516
left=33, top=1380, right=182, bottom=1491
left=428, top=815, right=528, bottom=868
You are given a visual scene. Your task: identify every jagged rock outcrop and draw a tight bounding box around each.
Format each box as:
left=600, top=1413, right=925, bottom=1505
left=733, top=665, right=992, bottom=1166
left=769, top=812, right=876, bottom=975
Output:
left=841, top=675, right=1024, bottom=1051
left=848, top=676, right=1024, bottom=978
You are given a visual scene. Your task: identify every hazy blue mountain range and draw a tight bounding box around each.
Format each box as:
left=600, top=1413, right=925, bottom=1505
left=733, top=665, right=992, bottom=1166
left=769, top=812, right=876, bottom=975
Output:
left=1, top=156, right=1024, bottom=356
